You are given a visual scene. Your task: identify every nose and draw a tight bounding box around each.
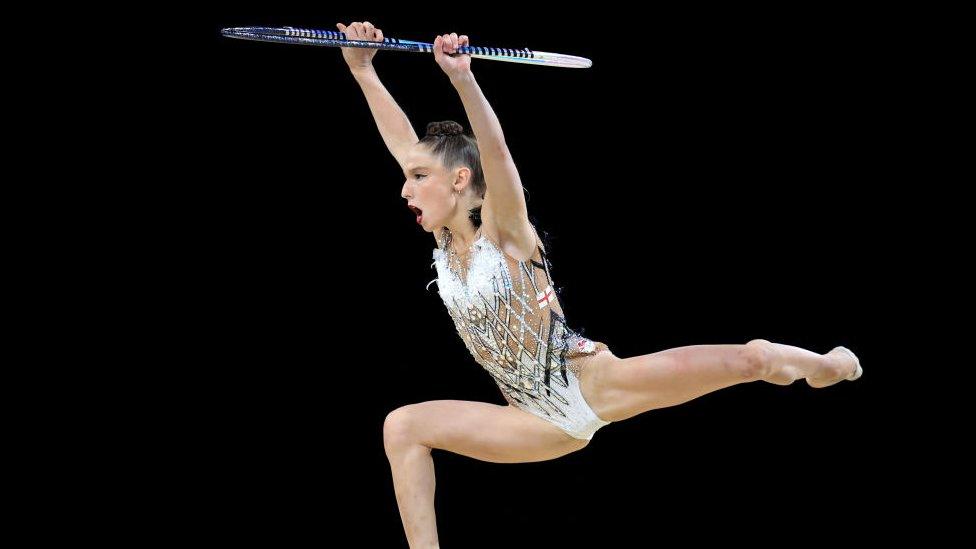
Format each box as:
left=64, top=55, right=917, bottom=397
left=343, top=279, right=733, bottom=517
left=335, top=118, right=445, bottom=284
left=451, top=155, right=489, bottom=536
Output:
left=401, top=179, right=411, bottom=199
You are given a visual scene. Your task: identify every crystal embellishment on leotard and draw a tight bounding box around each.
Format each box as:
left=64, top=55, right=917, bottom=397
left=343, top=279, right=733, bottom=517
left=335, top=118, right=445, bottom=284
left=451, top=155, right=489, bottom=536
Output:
left=429, top=226, right=610, bottom=440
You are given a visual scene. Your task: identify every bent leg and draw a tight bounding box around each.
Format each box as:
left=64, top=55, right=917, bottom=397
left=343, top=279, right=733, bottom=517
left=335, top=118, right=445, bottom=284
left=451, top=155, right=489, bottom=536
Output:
left=383, top=400, right=588, bottom=547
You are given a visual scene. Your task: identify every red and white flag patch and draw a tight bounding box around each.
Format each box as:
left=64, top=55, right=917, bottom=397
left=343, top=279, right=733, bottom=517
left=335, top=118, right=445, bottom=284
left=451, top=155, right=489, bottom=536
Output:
left=536, top=285, right=555, bottom=309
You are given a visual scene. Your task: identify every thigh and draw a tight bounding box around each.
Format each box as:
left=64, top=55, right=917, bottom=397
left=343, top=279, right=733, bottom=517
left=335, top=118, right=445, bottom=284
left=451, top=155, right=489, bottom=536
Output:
left=389, top=400, right=589, bottom=463
left=588, top=344, right=757, bottom=422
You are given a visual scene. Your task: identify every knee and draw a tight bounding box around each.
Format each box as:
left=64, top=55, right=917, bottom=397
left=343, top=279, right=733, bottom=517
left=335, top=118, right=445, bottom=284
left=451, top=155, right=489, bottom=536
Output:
left=383, top=405, right=420, bottom=455
left=735, top=339, right=775, bottom=381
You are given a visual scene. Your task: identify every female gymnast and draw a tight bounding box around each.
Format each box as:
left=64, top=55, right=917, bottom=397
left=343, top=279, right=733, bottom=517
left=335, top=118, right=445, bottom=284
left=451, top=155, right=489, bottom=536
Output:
left=335, top=21, right=863, bottom=548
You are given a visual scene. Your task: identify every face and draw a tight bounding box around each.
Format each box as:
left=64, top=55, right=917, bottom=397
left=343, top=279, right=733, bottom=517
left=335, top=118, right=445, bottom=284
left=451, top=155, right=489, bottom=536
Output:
left=400, top=144, right=470, bottom=232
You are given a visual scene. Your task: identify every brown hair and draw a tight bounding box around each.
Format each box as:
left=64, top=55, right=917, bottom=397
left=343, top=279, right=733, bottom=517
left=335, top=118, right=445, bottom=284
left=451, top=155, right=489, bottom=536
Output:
left=420, top=121, right=485, bottom=226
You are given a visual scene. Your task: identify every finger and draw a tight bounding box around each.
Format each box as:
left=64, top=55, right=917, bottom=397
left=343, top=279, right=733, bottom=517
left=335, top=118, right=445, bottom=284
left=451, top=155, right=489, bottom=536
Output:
left=337, top=23, right=347, bottom=33
left=433, top=35, right=443, bottom=59
left=363, top=21, right=375, bottom=40
left=459, top=34, right=469, bottom=48
left=440, top=34, right=451, bottom=53
left=450, top=32, right=459, bottom=52
left=375, top=28, right=384, bottom=43
left=350, top=22, right=364, bottom=40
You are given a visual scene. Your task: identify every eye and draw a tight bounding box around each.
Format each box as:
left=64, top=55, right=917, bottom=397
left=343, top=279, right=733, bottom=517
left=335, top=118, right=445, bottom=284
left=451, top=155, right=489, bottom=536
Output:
left=415, top=174, right=427, bottom=180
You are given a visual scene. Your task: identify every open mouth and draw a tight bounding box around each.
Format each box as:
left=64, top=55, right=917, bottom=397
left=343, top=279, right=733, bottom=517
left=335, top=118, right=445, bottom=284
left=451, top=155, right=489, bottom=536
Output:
left=408, top=205, right=423, bottom=225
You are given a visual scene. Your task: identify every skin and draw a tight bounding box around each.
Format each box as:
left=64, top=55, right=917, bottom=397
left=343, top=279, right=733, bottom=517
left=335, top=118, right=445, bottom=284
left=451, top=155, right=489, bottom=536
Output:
left=399, top=144, right=482, bottom=255
left=337, top=21, right=862, bottom=549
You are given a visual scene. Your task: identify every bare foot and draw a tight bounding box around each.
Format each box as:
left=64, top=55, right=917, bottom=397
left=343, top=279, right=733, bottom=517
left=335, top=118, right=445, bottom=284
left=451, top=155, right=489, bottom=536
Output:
left=807, top=346, right=862, bottom=388
left=836, top=346, right=863, bottom=380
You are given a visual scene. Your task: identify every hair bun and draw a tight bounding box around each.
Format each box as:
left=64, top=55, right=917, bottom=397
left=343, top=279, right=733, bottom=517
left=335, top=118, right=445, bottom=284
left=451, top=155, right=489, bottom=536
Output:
left=426, top=120, right=465, bottom=137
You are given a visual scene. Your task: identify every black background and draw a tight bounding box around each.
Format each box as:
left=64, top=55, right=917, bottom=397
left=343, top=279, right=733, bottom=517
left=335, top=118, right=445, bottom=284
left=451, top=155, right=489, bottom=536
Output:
left=182, top=6, right=910, bottom=547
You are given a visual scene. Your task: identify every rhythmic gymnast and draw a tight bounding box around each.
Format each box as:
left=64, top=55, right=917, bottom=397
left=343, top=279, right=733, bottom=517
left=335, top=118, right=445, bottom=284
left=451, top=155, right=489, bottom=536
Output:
left=334, top=21, right=863, bottom=548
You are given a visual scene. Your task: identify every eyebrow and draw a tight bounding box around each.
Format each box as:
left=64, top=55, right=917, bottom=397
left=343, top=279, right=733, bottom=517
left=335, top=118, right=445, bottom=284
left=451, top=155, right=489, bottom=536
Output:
left=403, top=166, right=429, bottom=176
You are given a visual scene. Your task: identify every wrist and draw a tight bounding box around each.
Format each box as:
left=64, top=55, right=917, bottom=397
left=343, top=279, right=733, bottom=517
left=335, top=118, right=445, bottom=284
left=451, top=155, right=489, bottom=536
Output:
left=449, top=71, right=475, bottom=86
left=350, top=65, right=377, bottom=78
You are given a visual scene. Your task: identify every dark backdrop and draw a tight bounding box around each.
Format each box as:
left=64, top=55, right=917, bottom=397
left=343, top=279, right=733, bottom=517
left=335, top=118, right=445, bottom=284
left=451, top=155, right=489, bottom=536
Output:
left=185, top=5, right=906, bottom=547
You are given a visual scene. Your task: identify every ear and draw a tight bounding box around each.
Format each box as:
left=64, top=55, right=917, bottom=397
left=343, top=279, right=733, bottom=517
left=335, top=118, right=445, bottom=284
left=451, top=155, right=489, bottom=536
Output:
left=454, top=167, right=472, bottom=191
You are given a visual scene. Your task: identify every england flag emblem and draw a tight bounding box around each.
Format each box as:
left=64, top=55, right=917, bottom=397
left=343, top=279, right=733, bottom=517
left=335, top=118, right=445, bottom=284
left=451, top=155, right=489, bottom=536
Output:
left=536, top=285, right=555, bottom=309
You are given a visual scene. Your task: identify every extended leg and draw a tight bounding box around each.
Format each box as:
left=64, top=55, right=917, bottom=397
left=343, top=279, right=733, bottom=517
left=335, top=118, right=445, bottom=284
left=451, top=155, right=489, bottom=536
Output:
left=584, top=340, right=861, bottom=422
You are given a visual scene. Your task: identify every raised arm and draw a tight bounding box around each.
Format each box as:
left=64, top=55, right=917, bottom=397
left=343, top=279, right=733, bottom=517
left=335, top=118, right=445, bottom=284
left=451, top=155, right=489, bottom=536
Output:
left=338, top=22, right=419, bottom=169
left=432, top=33, right=532, bottom=247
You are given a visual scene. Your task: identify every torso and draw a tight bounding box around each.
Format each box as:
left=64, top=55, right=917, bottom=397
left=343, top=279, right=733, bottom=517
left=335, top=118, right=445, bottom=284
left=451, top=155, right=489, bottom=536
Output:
left=429, top=218, right=614, bottom=439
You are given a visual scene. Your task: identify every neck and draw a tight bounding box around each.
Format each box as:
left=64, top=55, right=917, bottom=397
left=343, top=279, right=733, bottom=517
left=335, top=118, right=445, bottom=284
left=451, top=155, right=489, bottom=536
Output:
left=442, top=199, right=482, bottom=250
left=444, top=195, right=481, bottom=250
left=444, top=219, right=479, bottom=251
